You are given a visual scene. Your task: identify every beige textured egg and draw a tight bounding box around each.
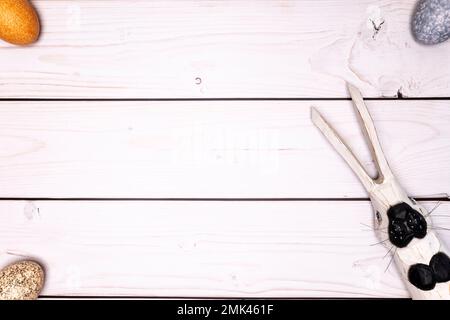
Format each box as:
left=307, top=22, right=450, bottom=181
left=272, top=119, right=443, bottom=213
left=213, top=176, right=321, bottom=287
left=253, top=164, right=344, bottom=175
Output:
left=0, top=260, right=45, bottom=300
left=0, top=0, right=40, bottom=45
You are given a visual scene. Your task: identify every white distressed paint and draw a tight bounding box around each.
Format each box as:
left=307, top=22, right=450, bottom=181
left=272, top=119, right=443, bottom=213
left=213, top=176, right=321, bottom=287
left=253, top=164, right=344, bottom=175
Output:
left=0, top=200, right=447, bottom=297
left=0, top=0, right=448, bottom=98
left=0, top=100, right=448, bottom=198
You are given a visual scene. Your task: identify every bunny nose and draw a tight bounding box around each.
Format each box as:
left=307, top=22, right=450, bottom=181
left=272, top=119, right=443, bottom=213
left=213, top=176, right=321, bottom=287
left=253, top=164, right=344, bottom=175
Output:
left=387, top=202, right=427, bottom=248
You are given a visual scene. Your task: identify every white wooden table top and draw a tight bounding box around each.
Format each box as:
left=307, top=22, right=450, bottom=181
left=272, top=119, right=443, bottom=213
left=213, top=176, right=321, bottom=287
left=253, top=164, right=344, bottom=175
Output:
left=0, top=0, right=449, bottom=298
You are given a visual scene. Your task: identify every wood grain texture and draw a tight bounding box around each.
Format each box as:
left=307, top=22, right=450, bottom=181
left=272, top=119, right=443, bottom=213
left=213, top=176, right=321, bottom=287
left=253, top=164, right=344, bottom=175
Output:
left=0, top=200, right=448, bottom=298
left=0, top=0, right=449, bottom=98
left=0, top=100, right=448, bottom=198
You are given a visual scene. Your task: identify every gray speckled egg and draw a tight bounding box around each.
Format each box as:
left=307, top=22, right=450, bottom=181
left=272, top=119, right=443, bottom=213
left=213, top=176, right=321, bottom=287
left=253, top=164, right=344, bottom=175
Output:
left=412, top=0, right=450, bottom=45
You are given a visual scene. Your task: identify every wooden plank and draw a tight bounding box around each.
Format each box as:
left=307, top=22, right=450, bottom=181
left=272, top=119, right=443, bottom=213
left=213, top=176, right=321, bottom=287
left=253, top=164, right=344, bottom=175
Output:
left=0, top=100, right=448, bottom=199
left=2, top=200, right=448, bottom=297
left=0, top=0, right=449, bottom=98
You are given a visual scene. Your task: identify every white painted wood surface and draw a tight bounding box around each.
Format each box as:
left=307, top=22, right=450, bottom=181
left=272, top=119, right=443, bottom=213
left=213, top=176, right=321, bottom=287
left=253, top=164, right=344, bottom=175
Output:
left=0, top=0, right=449, bottom=98
left=0, top=100, right=448, bottom=199
left=0, top=0, right=449, bottom=299
left=1, top=200, right=448, bottom=297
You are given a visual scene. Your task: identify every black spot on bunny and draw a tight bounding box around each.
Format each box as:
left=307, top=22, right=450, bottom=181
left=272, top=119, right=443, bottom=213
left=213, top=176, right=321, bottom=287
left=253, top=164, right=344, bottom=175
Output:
left=408, top=252, right=450, bottom=291
left=430, top=252, right=450, bottom=283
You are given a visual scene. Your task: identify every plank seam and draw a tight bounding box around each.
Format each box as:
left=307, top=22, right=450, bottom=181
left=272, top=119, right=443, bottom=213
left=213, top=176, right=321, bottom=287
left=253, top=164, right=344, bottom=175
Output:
left=39, top=295, right=408, bottom=300
left=0, top=197, right=447, bottom=202
left=1, top=97, right=450, bottom=102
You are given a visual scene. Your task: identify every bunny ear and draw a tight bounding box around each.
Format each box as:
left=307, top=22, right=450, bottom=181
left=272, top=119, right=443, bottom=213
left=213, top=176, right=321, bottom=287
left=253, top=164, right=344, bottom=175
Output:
left=347, top=83, right=393, bottom=184
left=311, top=106, right=374, bottom=193
left=311, top=84, right=396, bottom=192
